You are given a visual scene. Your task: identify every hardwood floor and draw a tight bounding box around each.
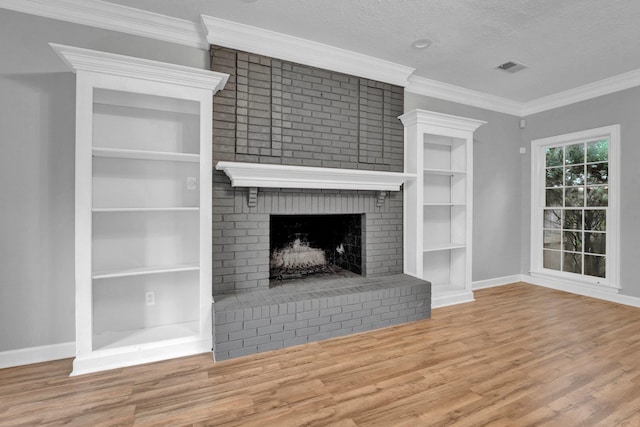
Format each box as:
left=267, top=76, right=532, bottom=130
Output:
left=3, top=283, right=640, bottom=426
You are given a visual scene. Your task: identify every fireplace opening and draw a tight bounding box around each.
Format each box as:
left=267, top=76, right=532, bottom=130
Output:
left=269, top=214, right=363, bottom=287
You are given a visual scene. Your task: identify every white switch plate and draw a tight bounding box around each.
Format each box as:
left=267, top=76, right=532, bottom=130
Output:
left=519, top=147, right=527, bottom=154
left=145, top=291, right=155, bottom=306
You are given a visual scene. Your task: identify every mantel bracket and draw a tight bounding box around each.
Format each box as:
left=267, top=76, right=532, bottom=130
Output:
left=247, top=187, right=258, bottom=208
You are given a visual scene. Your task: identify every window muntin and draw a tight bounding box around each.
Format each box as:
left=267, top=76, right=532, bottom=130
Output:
left=532, top=125, right=618, bottom=289
left=542, top=139, right=608, bottom=278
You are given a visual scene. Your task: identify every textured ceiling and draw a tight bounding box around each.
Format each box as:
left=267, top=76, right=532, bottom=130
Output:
left=103, top=0, right=640, bottom=102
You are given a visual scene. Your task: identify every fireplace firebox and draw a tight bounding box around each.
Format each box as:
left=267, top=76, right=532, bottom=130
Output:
left=269, top=214, right=363, bottom=286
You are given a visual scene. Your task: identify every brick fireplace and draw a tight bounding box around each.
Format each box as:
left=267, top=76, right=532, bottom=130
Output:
left=210, top=46, right=431, bottom=360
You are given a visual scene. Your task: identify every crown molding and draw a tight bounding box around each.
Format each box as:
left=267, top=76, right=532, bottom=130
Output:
left=406, top=75, right=524, bottom=117
left=521, top=68, right=640, bottom=116
left=201, top=15, right=415, bottom=87
left=50, top=43, right=228, bottom=91
left=399, top=109, right=486, bottom=133
left=5, top=0, right=640, bottom=116
left=0, top=0, right=208, bottom=49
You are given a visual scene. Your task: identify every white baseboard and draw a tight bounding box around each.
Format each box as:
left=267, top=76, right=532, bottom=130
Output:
left=472, top=274, right=524, bottom=290
left=522, top=274, right=640, bottom=308
left=432, top=291, right=475, bottom=309
left=0, top=342, right=75, bottom=370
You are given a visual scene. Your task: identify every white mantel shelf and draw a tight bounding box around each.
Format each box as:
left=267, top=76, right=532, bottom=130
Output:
left=215, top=161, right=415, bottom=191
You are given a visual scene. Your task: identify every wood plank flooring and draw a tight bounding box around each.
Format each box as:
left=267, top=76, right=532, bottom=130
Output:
left=3, top=283, right=640, bottom=426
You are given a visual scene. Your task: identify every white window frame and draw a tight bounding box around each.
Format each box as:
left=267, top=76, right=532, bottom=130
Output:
left=530, top=124, right=620, bottom=291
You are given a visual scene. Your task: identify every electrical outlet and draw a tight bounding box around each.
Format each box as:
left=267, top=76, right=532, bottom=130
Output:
left=145, top=291, right=155, bottom=306
left=186, top=176, right=197, bottom=191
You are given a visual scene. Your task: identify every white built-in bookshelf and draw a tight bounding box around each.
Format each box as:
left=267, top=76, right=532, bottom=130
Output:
left=400, top=110, right=485, bottom=308
left=51, top=44, right=228, bottom=375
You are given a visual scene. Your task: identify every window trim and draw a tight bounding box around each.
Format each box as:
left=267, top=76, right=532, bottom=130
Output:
left=530, top=125, right=620, bottom=290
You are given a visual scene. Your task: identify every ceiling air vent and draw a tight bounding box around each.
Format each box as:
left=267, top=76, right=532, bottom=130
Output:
left=496, top=60, right=527, bottom=73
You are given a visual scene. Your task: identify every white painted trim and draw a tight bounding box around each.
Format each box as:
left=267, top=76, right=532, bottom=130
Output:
left=201, top=15, right=415, bottom=87
left=523, top=275, right=640, bottom=309
left=522, top=68, right=640, bottom=116
left=406, top=75, right=524, bottom=117
left=50, top=43, right=228, bottom=91
left=407, top=68, right=640, bottom=118
left=472, top=274, right=524, bottom=290
left=215, top=161, right=416, bottom=191
left=432, top=291, right=475, bottom=309
left=398, top=109, right=486, bottom=133
left=0, top=342, right=75, bottom=369
left=530, top=125, right=620, bottom=290
left=0, top=0, right=208, bottom=49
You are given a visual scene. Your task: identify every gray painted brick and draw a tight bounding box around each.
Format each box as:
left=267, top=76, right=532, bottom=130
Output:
left=258, top=324, right=285, bottom=336
left=216, top=322, right=243, bottom=334
left=270, top=313, right=296, bottom=324
left=215, top=340, right=243, bottom=352
left=331, top=312, right=352, bottom=322
left=308, top=316, right=331, bottom=327
left=351, top=309, right=373, bottom=319
left=342, top=318, right=362, bottom=328
left=229, top=328, right=257, bottom=341
left=270, top=330, right=296, bottom=342
left=296, top=310, right=320, bottom=321
left=381, top=311, right=399, bottom=321
left=244, top=318, right=270, bottom=329
left=319, top=322, right=342, bottom=333
left=284, top=320, right=309, bottom=331
left=229, top=346, right=258, bottom=358
left=296, top=326, right=320, bottom=337
left=243, top=335, right=271, bottom=347
left=258, top=341, right=284, bottom=353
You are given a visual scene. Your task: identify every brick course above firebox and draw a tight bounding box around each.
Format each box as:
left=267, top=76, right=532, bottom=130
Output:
left=211, top=46, right=406, bottom=294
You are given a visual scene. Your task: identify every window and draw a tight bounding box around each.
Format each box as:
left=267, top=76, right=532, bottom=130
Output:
left=530, top=125, right=619, bottom=290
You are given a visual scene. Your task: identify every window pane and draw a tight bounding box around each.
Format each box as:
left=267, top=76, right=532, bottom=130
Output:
left=546, top=147, right=563, bottom=167
left=587, top=186, right=608, bottom=207
left=587, top=163, right=608, bottom=185
left=546, top=167, right=563, bottom=187
left=563, top=209, right=582, bottom=230
left=565, top=165, right=585, bottom=186
left=587, top=139, right=608, bottom=163
left=544, top=230, right=561, bottom=249
left=565, top=144, right=584, bottom=165
left=563, top=252, right=582, bottom=274
left=584, top=255, right=606, bottom=278
left=584, top=210, right=606, bottom=231
left=544, top=209, right=562, bottom=229
left=565, top=187, right=584, bottom=207
left=563, top=231, right=582, bottom=252
left=543, top=250, right=561, bottom=271
left=585, top=232, right=606, bottom=254
left=546, top=188, right=563, bottom=207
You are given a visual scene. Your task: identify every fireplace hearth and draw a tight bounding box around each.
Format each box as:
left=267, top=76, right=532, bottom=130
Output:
left=269, top=214, right=363, bottom=286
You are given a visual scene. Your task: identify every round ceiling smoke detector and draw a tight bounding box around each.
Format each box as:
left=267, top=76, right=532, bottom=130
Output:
left=411, top=38, right=432, bottom=49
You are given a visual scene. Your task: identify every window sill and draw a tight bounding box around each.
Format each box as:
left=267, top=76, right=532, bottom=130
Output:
left=528, top=271, right=619, bottom=293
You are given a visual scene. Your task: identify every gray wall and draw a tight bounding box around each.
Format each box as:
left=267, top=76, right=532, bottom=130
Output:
left=404, top=93, right=523, bottom=282
left=0, top=9, right=207, bottom=352
left=521, top=86, right=640, bottom=298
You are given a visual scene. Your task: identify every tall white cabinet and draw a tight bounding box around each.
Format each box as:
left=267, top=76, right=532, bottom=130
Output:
left=400, top=110, right=485, bottom=308
left=51, top=44, right=228, bottom=375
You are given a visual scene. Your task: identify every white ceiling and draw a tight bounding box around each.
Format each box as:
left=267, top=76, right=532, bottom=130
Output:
left=100, top=0, right=640, bottom=103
